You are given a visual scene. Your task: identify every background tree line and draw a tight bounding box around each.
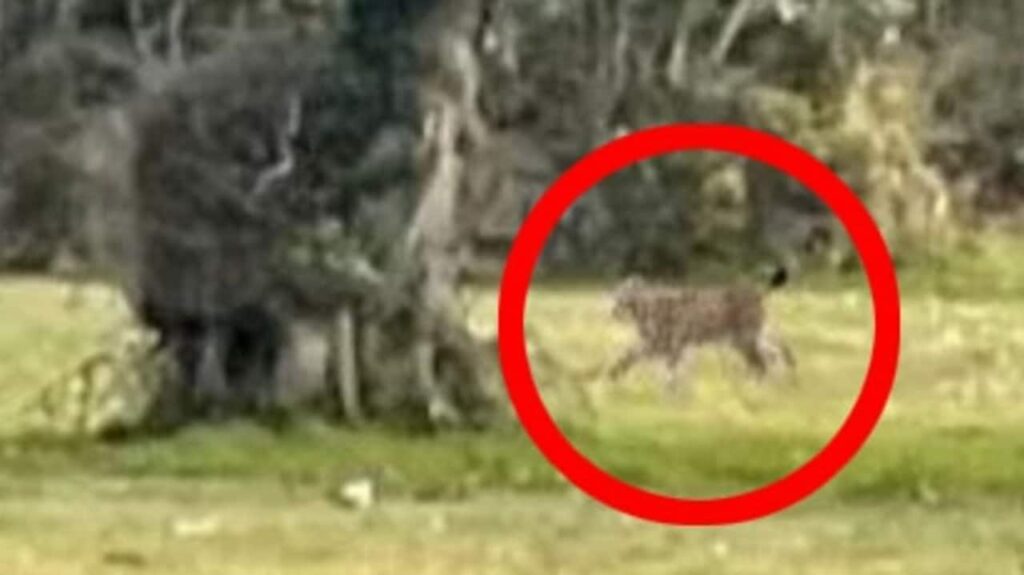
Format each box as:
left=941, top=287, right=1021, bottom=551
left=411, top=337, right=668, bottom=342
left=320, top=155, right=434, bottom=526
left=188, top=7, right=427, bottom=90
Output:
left=1, top=0, right=1023, bottom=432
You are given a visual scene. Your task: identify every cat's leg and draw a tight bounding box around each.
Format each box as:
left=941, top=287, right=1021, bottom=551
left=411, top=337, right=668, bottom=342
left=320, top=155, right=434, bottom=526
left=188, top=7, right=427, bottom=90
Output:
left=733, top=334, right=769, bottom=382
left=661, top=347, right=695, bottom=398
left=608, top=343, right=646, bottom=381
left=758, top=326, right=798, bottom=386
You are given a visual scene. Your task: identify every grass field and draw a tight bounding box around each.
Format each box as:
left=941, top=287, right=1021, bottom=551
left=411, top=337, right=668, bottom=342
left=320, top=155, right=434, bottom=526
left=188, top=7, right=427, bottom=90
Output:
left=2, top=236, right=1024, bottom=573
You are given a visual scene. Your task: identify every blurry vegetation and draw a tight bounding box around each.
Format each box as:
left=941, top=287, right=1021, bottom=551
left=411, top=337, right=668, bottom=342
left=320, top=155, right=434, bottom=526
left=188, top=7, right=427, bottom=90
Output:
left=0, top=0, right=503, bottom=431
left=1, top=0, right=1024, bottom=433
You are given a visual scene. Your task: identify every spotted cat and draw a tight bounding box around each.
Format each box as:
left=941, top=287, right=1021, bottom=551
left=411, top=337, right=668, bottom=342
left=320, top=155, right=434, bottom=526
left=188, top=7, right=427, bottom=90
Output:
left=608, top=268, right=795, bottom=394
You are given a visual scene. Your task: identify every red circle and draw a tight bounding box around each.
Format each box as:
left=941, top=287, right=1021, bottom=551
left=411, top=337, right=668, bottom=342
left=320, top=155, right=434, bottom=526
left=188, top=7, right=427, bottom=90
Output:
left=497, top=123, right=901, bottom=526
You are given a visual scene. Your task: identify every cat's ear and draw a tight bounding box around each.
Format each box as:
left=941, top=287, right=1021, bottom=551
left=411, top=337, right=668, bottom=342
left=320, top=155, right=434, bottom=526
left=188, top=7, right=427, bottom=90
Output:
left=618, top=274, right=646, bottom=291
left=610, top=275, right=642, bottom=307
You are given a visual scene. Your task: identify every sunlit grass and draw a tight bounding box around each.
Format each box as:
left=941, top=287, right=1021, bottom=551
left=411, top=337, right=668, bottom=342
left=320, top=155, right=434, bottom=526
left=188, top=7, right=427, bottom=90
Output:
left=2, top=484, right=1023, bottom=575
left=3, top=258, right=1024, bottom=499
left=0, top=276, right=132, bottom=435
left=3, top=241, right=1024, bottom=572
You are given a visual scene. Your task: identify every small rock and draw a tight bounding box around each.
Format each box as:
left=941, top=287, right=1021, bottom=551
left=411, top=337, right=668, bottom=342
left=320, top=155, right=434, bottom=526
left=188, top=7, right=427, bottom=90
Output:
left=170, top=515, right=222, bottom=538
left=332, top=477, right=376, bottom=510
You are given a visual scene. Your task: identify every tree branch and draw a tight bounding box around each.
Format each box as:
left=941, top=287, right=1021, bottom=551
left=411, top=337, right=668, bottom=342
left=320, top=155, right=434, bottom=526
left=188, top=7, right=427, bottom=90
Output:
left=167, top=0, right=190, bottom=68
left=128, top=0, right=160, bottom=63
left=711, top=0, right=759, bottom=66
left=55, top=0, right=83, bottom=31
left=666, top=10, right=692, bottom=89
left=251, top=93, right=302, bottom=202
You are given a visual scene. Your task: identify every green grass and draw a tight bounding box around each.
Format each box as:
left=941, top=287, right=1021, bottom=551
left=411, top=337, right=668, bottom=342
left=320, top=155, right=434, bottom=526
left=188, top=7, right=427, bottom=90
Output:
left=4, top=236, right=1024, bottom=572
left=3, top=484, right=1024, bottom=575
left=0, top=276, right=133, bottom=436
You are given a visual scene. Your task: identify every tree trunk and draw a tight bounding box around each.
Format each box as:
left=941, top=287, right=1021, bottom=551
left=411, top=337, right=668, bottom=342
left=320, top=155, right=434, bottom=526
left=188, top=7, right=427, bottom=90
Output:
left=404, top=0, right=495, bottom=426
left=408, top=97, right=467, bottom=427
left=330, top=305, right=364, bottom=424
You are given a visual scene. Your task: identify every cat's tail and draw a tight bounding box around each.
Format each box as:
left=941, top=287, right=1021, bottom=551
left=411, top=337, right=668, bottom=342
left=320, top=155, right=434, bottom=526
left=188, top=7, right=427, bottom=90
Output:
left=764, top=262, right=790, bottom=291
